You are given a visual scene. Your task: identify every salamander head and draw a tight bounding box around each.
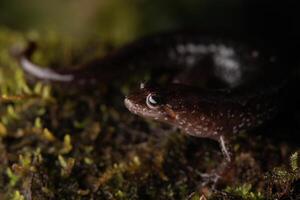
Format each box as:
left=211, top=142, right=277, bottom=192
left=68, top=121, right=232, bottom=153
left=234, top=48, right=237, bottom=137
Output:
left=124, top=83, right=186, bottom=123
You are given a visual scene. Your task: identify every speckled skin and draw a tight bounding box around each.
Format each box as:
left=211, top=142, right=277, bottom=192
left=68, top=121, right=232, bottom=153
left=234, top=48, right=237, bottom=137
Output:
left=125, top=83, right=281, bottom=162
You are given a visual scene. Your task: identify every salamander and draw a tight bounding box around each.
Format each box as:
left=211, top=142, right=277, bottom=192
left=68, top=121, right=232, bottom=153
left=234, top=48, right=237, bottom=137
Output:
left=15, top=31, right=287, bottom=184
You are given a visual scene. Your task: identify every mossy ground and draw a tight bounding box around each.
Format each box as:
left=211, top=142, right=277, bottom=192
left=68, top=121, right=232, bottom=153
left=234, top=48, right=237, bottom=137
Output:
left=0, top=27, right=299, bottom=200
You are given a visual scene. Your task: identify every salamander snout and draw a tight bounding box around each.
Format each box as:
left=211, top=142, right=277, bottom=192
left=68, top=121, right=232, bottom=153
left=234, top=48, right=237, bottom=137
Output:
left=124, top=97, right=147, bottom=116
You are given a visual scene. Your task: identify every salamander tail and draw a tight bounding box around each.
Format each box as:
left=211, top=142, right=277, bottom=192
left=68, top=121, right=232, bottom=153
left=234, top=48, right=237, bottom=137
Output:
left=11, top=41, right=74, bottom=82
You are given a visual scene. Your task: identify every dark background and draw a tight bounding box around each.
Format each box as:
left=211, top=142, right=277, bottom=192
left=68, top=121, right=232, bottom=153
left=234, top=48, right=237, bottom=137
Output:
left=1, top=0, right=298, bottom=49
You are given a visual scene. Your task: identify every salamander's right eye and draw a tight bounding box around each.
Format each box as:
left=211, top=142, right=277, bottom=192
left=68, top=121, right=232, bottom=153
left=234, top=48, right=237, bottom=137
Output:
left=146, top=93, right=162, bottom=109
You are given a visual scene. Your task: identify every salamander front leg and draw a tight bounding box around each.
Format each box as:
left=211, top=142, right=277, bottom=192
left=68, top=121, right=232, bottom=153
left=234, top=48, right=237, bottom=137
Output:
left=219, top=135, right=233, bottom=163
left=199, top=136, right=234, bottom=189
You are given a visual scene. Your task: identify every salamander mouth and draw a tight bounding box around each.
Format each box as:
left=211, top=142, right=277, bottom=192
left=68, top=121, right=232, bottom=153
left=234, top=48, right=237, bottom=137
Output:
left=124, top=97, right=145, bottom=116
left=124, top=97, right=163, bottom=119
left=124, top=98, right=136, bottom=113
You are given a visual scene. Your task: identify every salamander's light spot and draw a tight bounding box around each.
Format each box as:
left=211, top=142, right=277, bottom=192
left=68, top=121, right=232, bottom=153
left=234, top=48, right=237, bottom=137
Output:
left=238, top=123, right=244, bottom=128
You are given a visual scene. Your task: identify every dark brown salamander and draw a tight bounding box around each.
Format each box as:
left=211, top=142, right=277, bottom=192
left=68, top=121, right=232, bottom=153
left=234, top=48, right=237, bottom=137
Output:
left=15, top=31, right=288, bottom=184
left=15, top=32, right=283, bottom=89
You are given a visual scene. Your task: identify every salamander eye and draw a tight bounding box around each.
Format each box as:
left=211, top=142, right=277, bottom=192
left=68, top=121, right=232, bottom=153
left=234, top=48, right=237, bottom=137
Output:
left=146, top=93, right=162, bottom=109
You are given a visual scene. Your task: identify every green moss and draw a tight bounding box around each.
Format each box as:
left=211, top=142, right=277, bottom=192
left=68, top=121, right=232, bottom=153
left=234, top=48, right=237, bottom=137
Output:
left=290, top=152, right=299, bottom=172
left=6, top=168, right=19, bottom=188
left=225, top=184, right=264, bottom=200
left=10, top=191, right=25, bottom=200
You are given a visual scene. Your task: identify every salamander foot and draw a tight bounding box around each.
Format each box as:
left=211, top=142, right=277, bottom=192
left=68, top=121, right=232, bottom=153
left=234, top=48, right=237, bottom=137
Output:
left=199, top=172, right=221, bottom=190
